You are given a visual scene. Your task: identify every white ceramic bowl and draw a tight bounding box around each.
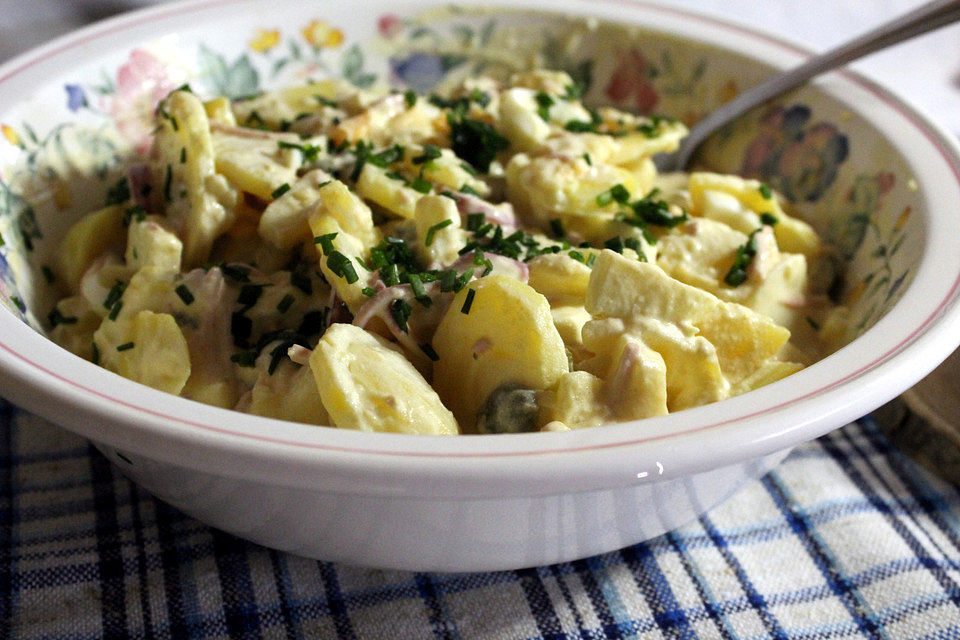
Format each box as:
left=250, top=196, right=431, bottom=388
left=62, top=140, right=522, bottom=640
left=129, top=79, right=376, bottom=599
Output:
left=1, top=0, right=960, bottom=571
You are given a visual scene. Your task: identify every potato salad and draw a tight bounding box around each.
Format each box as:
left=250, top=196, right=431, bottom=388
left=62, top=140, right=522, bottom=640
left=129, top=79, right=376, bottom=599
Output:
left=48, top=70, right=846, bottom=435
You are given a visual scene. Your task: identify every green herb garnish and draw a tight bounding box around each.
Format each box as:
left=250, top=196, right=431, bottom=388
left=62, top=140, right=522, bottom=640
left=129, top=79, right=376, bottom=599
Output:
left=326, top=251, right=359, bottom=284
left=724, top=230, right=760, bottom=287
left=425, top=219, right=453, bottom=246
left=461, top=288, right=476, bottom=314
left=314, top=232, right=338, bottom=255
left=277, top=294, right=295, bottom=313
left=175, top=284, right=195, bottom=305
left=534, top=91, right=554, bottom=121
left=390, top=298, right=412, bottom=332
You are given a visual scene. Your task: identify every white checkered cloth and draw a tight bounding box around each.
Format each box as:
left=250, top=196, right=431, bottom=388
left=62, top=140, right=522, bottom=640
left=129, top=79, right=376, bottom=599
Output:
left=2, top=397, right=959, bottom=639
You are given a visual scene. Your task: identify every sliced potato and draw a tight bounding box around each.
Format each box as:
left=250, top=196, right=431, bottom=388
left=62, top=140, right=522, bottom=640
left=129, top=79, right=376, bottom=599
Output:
left=247, top=359, right=330, bottom=426
left=413, top=195, right=464, bottom=267
left=210, top=123, right=302, bottom=201
left=310, top=323, right=458, bottom=434
left=586, top=250, right=790, bottom=385
left=688, top=172, right=821, bottom=257
left=58, top=205, right=126, bottom=292
left=432, top=275, right=568, bottom=430
left=125, top=217, right=182, bottom=274
left=356, top=163, right=422, bottom=219
left=259, top=169, right=334, bottom=249
left=539, top=370, right=609, bottom=430
left=112, top=310, right=191, bottom=394
left=153, top=89, right=237, bottom=267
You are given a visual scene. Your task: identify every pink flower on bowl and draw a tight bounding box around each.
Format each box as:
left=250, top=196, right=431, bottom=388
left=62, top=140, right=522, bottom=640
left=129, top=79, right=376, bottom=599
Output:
left=378, top=14, right=402, bottom=39
left=109, top=49, right=181, bottom=153
left=604, top=48, right=659, bottom=114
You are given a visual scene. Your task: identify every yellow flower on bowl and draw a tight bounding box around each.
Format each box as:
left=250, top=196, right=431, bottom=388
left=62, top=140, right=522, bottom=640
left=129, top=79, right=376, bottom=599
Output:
left=1, top=124, right=19, bottom=147
left=250, top=29, right=281, bottom=53
left=302, top=20, right=344, bottom=48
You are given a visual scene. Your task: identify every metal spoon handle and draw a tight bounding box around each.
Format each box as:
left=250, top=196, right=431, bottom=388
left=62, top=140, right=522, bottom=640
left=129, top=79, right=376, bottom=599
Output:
left=669, top=0, right=960, bottom=171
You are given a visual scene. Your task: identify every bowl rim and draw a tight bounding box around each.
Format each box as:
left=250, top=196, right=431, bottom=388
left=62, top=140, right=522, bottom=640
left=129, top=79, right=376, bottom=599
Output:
left=1, top=0, right=960, bottom=497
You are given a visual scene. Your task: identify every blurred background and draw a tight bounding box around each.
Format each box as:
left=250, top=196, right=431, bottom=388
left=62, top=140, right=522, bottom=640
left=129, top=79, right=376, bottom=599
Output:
left=1, top=1, right=958, bottom=133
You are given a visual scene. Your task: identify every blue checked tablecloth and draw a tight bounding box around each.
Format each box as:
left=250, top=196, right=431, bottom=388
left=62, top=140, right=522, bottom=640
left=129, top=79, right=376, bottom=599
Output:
left=2, top=397, right=960, bottom=640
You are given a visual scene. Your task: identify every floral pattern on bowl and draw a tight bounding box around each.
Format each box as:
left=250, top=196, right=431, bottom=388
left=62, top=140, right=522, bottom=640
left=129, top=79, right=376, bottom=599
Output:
left=0, top=5, right=920, bottom=348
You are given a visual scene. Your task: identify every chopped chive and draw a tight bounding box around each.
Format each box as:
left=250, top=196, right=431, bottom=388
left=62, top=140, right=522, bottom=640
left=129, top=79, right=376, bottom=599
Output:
left=313, top=232, right=338, bottom=255
left=123, top=206, right=146, bottom=225
left=439, top=269, right=457, bottom=292
left=277, top=293, right=296, bottom=313
left=290, top=271, right=312, bottom=295
left=408, top=273, right=431, bottom=306
left=381, top=263, right=400, bottom=287
left=760, top=212, right=779, bottom=226
left=582, top=153, right=592, bottom=166
left=610, top=184, right=631, bottom=204
left=230, top=351, right=257, bottom=367
left=425, top=219, right=453, bottom=246
left=404, top=89, right=417, bottom=108
left=628, top=194, right=688, bottom=228
left=179, top=147, right=186, bottom=163
left=473, top=249, right=493, bottom=276
left=390, top=298, right=412, bottom=332
left=549, top=219, right=565, bottom=238
left=116, top=342, right=135, bottom=352
left=604, top=236, right=625, bottom=253
left=237, top=284, right=265, bottom=309
left=278, top=140, right=322, bottom=163
left=561, top=83, right=584, bottom=100
left=459, top=161, right=478, bottom=177
left=420, top=342, right=439, bottom=361
left=586, top=253, right=597, bottom=267
left=103, top=281, right=126, bottom=310
left=105, top=177, right=131, bottom=205
left=361, top=286, right=376, bottom=297
left=41, top=265, right=55, bottom=283
left=220, top=263, right=251, bottom=282
left=163, top=164, right=172, bottom=201
left=459, top=183, right=480, bottom=196
left=759, top=183, right=773, bottom=199
left=230, top=312, right=252, bottom=346
left=461, top=288, right=476, bottom=314
left=298, top=309, right=328, bottom=336
left=534, top=91, right=554, bottom=121
left=47, top=307, right=78, bottom=327
left=267, top=342, right=288, bottom=375
left=466, top=212, right=486, bottom=231
left=455, top=268, right=474, bottom=291
left=564, top=119, right=596, bottom=133
left=412, top=144, right=442, bottom=165
left=271, top=183, right=291, bottom=199
left=409, top=176, right=432, bottom=193
left=326, top=251, right=358, bottom=284
left=174, top=284, right=195, bottom=305
left=108, top=300, right=123, bottom=321
left=91, top=342, right=100, bottom=365
left=724, top=230, right=760, bottom=287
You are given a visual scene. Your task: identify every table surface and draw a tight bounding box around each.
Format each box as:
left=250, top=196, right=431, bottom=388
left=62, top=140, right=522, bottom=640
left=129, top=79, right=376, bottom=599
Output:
left=2, top=1, right=960, bottom=638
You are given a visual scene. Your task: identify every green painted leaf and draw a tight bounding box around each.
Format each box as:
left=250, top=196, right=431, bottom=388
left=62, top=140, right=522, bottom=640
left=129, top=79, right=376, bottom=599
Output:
left=342, top=45, right=376, bottom=88
left=199, top=46, right=260, bottom=99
